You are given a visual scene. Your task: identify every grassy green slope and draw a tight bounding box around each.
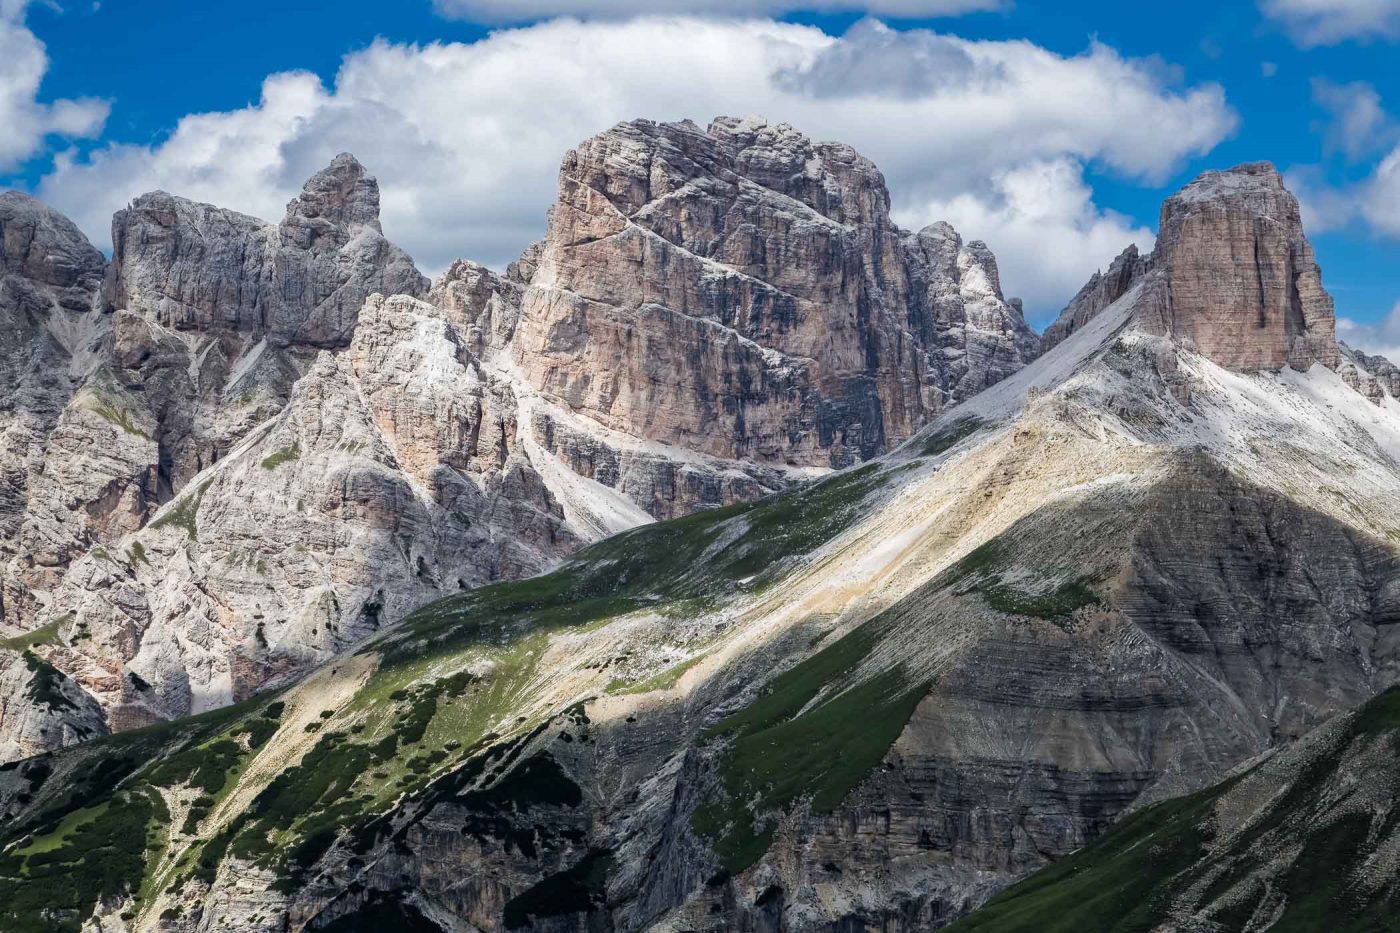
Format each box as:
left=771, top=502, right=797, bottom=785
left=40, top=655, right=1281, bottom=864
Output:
left=947, top=687, right=1400, bottom=933
left=0, top=461, right=910, bottom=929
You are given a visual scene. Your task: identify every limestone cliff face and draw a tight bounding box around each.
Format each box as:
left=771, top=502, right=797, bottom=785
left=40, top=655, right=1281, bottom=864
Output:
left=512, top=117, right=1039, bottom=472
left=1043, top=162, right=1339, bottom=373
left=98, top=154, right=431, bottom=497
left=1, top=159, right=429, bottom=637
left=26, top=293, right=581, bottom=732
left=945, top=686, right=1400, bottom=931
left=1151, top=162, right=1338, bottom=371
left=105, top=153, right=428, bottom=349
left=0, top=159, right=595, bottom=757
left=0, top=193, right=114, bottom=627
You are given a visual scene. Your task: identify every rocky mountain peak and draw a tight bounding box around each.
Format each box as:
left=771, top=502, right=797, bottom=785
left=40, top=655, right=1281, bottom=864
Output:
left=707, top=114, right=893, bottom=227
left=0, top=190, right=105, bottom=313
left=1043, top=161, right=1338, bottom=372
left=281, top=152, right=383, bottom=244
left=1152, top=160, right=1337, bottom=371
left=960, top=238, right=1005, bottom=300
left=105, top=154, right=425, bottom=348
left=1040, top=243, right=1146, bottom=353
left=514, top=114, right=1039, bottom=478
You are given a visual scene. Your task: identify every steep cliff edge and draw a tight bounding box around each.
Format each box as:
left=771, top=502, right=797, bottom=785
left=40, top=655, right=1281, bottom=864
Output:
left=512, top=117, right=1039, bottom=476
left=1042, top=161, right=1338, bottom=374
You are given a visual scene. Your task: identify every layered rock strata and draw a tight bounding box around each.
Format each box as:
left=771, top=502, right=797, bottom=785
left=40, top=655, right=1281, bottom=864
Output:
left=1042, top=162, right=1339, bottom=374
left=512, top=117, right=1040, bottom=471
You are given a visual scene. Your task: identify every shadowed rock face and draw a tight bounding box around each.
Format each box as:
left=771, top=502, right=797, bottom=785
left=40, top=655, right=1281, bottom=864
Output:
left=944, top=684, right=1400, bottom=932
left=1043, top=162, right=1339, bottom=374
left=104, top=153, right=428, bottom=350
left=512, top=116, right=1040, bottom=470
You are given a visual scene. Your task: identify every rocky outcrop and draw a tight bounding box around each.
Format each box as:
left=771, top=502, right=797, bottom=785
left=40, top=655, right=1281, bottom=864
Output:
left=1149, top=162, right=1337, bottom=371
left=1039, top=244, right=1146, bottom=353
left=105, top=153, right=427, bottom=349
left=0, top=647, right=106, bottom=762
left=1339, top=342, right=1400, bottom=402
left=95, top=154, right=430, bottom=497
left=512, top=117, right=1039, bottom=472
left=27, top=293, right=581, bottom=730
left=428, top=258, right=527, bottom=362
left=0, top=191, right=105, bottom=314
left=1043, top=162, right=1339, bottom=373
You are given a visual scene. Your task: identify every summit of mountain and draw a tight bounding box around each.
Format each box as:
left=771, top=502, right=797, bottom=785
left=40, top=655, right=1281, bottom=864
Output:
left=1041, top=161, right=1338, bottom=375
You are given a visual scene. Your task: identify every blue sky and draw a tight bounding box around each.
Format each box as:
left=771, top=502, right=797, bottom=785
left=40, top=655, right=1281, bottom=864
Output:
left=4, top=0, right=1400, bottom=344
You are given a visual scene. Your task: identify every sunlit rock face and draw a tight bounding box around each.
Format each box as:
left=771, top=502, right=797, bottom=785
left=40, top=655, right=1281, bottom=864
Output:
left=1043, top=161, right=1338, bottom=374
left=512, top=116, right=1040, bottom=471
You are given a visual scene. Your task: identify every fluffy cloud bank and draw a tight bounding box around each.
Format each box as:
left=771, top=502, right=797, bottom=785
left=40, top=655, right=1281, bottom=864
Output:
left=1260, top=0, right=1400, bottom=46
left=0, top=2, right=107, bottom=170
left=1312, top=78, right=1396, bottom=160
left=1339, top=302, right=1400, bottom=360
left=435, top=0, right=1004, bottom=20
left=1291, top=82, right=1400, bottom=243
left=36, top=17, right=1235, bottom=318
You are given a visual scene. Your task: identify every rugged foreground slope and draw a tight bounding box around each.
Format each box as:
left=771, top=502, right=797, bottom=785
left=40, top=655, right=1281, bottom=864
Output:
left=948, top=685, right=1400, bottom=932
left=5, top=159, right=1400, bottom=931
left=0, top=117, right=1040, bottom=763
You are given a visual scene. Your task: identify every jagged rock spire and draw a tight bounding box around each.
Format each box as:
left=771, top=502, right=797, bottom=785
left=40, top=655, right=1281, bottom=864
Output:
left=281, top=152, right=383, bottom=244
left=1152, top=161, right=1337, bottom=371
left=1042, top=162, right=1339, bottom=373
left=104, top=153, right=426, bottom=348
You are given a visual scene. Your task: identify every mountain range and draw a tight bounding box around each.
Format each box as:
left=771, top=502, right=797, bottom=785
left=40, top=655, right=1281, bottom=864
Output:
left=1, top=116, right=1398, bottom=932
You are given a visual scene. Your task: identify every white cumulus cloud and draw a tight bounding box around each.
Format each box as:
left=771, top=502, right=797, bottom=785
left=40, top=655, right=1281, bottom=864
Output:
left=1288, top=82, right=1400, bottom=242
left=1338, top=301, right=1400, bottom=360
left=1260, top=0, right=1400, bottom=46
left=35, top=16, right=1235, bottom=320
left=0, top=3, right=108, bottom=171
left=1358, top=147, right=1400, bottom=237
left=1312, top=78, right=1396, bottom=160
left=898, top=158, right=1156, bottom=319
left=434, top=0, right=1004, bottom=22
